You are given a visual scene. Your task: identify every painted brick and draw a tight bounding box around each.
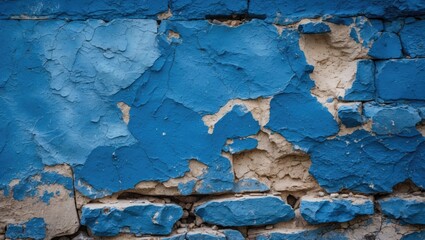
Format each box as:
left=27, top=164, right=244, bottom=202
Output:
left=338, top=103, right=363, bottom=128
left=195, top=196, right=295, bottom=227
left=300, top=196, right=374, bottom=224
left=379, top=195, right=425, bottom=225
left=368, top=32, right=403, bottom=59
left=80, top=201, right=183, bottom=236
left=6, top=218, right=46, bottom=240
left=298, top=22, right=331, bottom=34
left=375, top=59, right=425, bottom=101
left=355, top=17, right=383, bottom=47
left=363, top=103, right=422, bottom=137
left=400, top=19, right=425, bottom=57
left=344, top=60, right=375, bottom=101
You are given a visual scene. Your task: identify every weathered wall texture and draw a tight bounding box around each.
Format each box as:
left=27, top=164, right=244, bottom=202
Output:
left=1, top=1, right=425, bottom=239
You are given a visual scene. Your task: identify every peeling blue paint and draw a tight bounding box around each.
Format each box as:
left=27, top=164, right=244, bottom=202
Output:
left=267, top=91, right=339, bottom=151
left=384, top=19, right=404, bottom=33
left=338, top=103, right=363, bottom=128
left=6, top=218, right=46, bottom=240
left=324, top=16, right=353, bottom=26
left=223, top=138, right=258, bottom=154
left=401, top=231, right=425, bottom=240
left=178, top=180, right=197, bottom=195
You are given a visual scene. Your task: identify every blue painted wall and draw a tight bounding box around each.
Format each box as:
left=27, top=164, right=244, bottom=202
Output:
left=1, top=0, right=425, bottom=239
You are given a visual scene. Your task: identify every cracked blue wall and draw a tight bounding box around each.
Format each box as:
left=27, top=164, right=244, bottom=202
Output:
left=1, top=0, right=425, bottom=239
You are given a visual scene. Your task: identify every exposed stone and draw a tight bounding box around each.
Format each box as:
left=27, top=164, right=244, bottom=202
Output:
left=300, top=196, right=374, bottom=224
left=80, top=201, right=183, bottom=236
left=195, top=196, right=295, bottom=227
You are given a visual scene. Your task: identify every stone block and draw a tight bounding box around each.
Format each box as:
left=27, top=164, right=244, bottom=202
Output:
left=81, top=201, right=183, bottom=236
left=300, top=196, right=374, bottom=224
left=368, top=32, right=403, bottom=59
left=195, top=196, right=295, bottom=227
left=379, top=195, right=425, bottom=225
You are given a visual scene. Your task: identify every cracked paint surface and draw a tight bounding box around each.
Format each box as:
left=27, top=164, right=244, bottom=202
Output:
left=1, top=1, right=425, bottom=239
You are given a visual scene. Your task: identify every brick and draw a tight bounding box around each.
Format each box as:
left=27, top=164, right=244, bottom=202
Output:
left=194, top=196, right=294, bottom=227
left=5, top=218, right=46, bottom=240
left=298, top=22, right=331, bottom=34
left=81, top=201, right=183, bottom=236
left=300, top=196, right=374, bottom=224
left=363, top=103, right=422, bottom=137
left=379, top=195, right=425, bottom=225
left=368, top=32, right=403, bottom=59
left=376, top=59, right=425, bottom=101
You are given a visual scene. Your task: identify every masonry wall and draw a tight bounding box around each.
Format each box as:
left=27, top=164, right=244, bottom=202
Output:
left=1, top=1, right=425, bottom=239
